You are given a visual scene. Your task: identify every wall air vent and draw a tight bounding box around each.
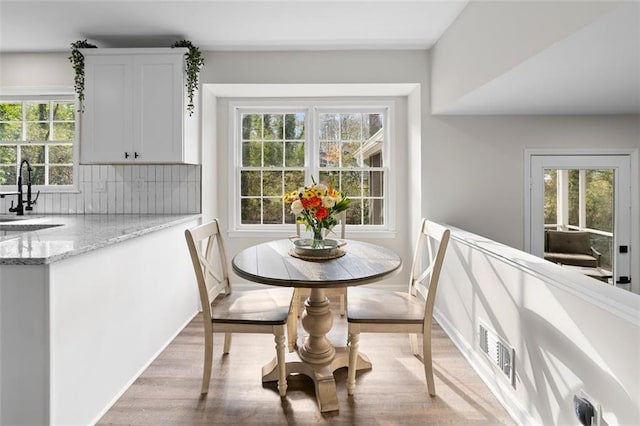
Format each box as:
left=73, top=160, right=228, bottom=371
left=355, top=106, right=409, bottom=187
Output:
left=479, top=322, right=516, bottom=388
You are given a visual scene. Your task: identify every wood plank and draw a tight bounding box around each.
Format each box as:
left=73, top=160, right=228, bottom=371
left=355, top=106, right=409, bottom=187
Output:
left=97, top=298, right=515, bottom=425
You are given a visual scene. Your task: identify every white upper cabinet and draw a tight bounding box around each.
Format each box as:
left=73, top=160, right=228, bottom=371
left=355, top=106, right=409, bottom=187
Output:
left=80, top=48, right=198, bottom=164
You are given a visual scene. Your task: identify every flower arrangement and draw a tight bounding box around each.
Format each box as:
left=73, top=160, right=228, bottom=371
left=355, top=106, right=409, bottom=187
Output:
left=284, top=180, right=350, bottom=247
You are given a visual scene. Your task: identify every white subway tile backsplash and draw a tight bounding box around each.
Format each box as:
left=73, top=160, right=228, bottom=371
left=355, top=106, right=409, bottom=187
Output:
left=114, top=165, right=124, bottom=182
left=124, top=166, right=132, bottom=182
left=7, top=165, right=201, bottom=216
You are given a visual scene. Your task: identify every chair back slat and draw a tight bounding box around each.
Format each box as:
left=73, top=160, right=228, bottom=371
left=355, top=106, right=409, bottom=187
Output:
left=185, top=219, right=232, bottom=320
left=408, top=219, right=451, bottom=322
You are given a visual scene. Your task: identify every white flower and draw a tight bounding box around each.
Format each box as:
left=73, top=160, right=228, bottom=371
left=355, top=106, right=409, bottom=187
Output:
left=316, top=183, right=328, bottom=192
left=291, top=199, right=304, bottom=215
left=322, top=196, right=335, bottom=208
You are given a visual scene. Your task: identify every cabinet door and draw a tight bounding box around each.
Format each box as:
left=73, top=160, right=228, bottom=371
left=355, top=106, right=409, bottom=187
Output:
left=81, top=55, right=134, bottom=163
left=133, top=54, right=184, bottom=163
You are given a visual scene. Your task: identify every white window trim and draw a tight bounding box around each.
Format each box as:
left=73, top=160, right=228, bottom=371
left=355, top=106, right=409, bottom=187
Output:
left=228, top=99, right=397, bottom=238
left=0, top=89, right=79, bottom=193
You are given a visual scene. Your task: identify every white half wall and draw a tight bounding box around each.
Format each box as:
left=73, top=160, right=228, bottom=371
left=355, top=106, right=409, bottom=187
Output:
left=436, top=226, right=640, bottom=425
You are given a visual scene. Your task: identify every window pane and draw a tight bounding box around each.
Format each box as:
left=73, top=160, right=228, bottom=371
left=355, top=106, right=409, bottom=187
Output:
left=242, top=114, right=262, bottom=140
left=0, top=146, right=17, bottom=164
left=319, top=113, right=339, bottom=140
left=319, top=142, right=339, bottom=167
left=342, top=142, right=360, bottom=167
left=52, top=122, right=75, bottom=141
left=263, top=142, right=283, bottom=167
left=346, top=198, right=361, bottom=225
left=0, top=166, right=16, bottom=185
left=0, top=103, right=22, bottom=121
left=263, top=198, right=283, bottom=224
left=241, top=171, right=261, bottom=196
left=284, top=113, right=304, bottom=140
left=49, top=166, right=73, bottom=185
left=22, top=145, right=45, bottom=163
left=26, top=122, right=49, bottom=141
left=25, top=103, right=49, bottom=121
left=364, top=113, right=383, bottom=138
left=544, top=169, right=557, bottom=225
left=363, top=198, right=384, bottom=225
left=342, top=170, right=362, bottom=197
left=284, top=170, right=304, bottom=193
left=586, top=169, right=614, bottom=232
left=285, top=142, right=304, bottom=167
left=30, top=165, right=45, bottom=185
left=264, top=114, right=283, bottom=140
left=242, top=141, right=262, bottom=167
left=53, top=102, right=75, bottom=120
left=263, top=171, right=282, bottom=196
left=0, top=123, right=22, bottom=141
left=241, top=198, right=261, bottom=224
left=0, top=98, right=76, bottom=189
left=568, top=169, right=579, bottom=227
left=49, top=145, right=73, bottom=164
left=368, top=170, right=384, bottom=197
left=340, top=113, right=362, bottom=140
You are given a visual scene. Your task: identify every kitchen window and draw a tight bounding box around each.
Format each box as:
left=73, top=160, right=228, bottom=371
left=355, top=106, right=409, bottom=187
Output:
left=0, top=95, right=77, bottom=191
left=231, top=100, right=394, bottom=234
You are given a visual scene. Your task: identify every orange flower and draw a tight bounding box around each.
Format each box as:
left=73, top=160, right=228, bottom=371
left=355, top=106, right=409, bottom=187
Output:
left=315, top=207, right=329, bottom=219
left=307, top=196, right=322, bottom=208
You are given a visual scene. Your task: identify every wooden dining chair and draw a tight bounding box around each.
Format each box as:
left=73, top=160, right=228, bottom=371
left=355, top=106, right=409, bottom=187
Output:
left=288, top=211, right=346, bottom=351
left=185, top=219, right=294, bottom=397
left=346, top=219, right=451, bottom=397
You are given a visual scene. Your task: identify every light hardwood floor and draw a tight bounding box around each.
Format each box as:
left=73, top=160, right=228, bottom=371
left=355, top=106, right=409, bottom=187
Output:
left=98, top=299, right=515, bottom=425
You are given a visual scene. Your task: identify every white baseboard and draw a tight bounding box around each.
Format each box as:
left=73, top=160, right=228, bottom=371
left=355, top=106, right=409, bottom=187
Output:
left=88, top=311, right=199, bottom=425
left=434, top=307, right=537, bottom=426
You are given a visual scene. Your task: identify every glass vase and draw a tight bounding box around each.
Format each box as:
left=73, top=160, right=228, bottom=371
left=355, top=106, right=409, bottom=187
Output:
left=311, top=227, right=325, bottom=249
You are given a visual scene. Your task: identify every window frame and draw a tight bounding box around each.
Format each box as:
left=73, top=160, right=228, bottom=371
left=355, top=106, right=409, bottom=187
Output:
left=229, top=99, right=396, bottom=237
left=0, top=91, right=79, bottom=193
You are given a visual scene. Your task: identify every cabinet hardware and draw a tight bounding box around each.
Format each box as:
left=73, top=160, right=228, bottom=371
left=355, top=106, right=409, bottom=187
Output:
left=125, top=152, right=130, bottom=159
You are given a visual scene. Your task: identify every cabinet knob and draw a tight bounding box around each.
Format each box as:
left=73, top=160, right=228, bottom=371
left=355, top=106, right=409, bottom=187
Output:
left=124, top=152, right=130, bottom=159
left=134, top=152, right=140, bottom=159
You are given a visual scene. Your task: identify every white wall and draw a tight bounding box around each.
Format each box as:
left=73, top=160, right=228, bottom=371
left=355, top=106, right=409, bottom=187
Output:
left=430, top=0, right=617, bottom=112
left=436, top=226, right=640, bottom=425
left=422, top=114, right=640, bottom=250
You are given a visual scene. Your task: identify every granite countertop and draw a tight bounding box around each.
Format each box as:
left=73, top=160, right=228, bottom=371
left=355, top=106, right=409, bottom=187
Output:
left=0, top=214, right=201, bottom=265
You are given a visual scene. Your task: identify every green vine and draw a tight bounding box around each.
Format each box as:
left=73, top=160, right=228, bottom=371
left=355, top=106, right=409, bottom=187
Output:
left=172, top=40, right=205, bottom=117
left=69, top=40, right=97, bottom=112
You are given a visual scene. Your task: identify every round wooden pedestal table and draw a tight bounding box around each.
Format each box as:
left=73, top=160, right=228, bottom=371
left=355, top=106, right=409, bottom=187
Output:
left=232, top=238, right=402, bottom=413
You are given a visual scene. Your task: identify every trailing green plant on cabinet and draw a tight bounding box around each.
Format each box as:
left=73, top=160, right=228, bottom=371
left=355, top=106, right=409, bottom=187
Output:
left=79, top=48, right=199, bottom=164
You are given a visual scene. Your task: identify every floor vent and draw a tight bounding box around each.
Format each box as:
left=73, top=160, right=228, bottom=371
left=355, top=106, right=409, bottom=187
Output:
left=479, top=323, right=516, bottom=388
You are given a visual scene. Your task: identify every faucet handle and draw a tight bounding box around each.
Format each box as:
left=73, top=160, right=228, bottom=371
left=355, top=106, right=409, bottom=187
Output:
left=8, top=200, right=17, bottom=213
left=32, top=190, right=40, bottom=205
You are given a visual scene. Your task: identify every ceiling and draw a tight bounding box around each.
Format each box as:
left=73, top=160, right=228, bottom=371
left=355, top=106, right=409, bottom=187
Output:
left=0, top=0, right=468, bottom=52
left=0, top=0, right=638, bottom=114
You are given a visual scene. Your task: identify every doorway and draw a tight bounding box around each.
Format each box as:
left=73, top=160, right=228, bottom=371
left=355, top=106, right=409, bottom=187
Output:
left=525, top=150, right=638, bottom=293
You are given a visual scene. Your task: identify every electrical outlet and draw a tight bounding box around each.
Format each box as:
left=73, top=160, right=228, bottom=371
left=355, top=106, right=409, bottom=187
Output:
left=574, top=390, right=602, bottom=426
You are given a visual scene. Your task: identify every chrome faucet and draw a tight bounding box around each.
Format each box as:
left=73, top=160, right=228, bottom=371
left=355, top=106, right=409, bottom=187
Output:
left=3, top=159, right=39, bottom=216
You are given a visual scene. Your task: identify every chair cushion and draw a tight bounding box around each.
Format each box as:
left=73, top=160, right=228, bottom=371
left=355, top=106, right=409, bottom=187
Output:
left=211, top=287, right=293, bottom=325
left=347, top=287, right=424, bottom=324
left=544, top=252, right=598, bottom=268
left=546, top=230, right=592, bottom=255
